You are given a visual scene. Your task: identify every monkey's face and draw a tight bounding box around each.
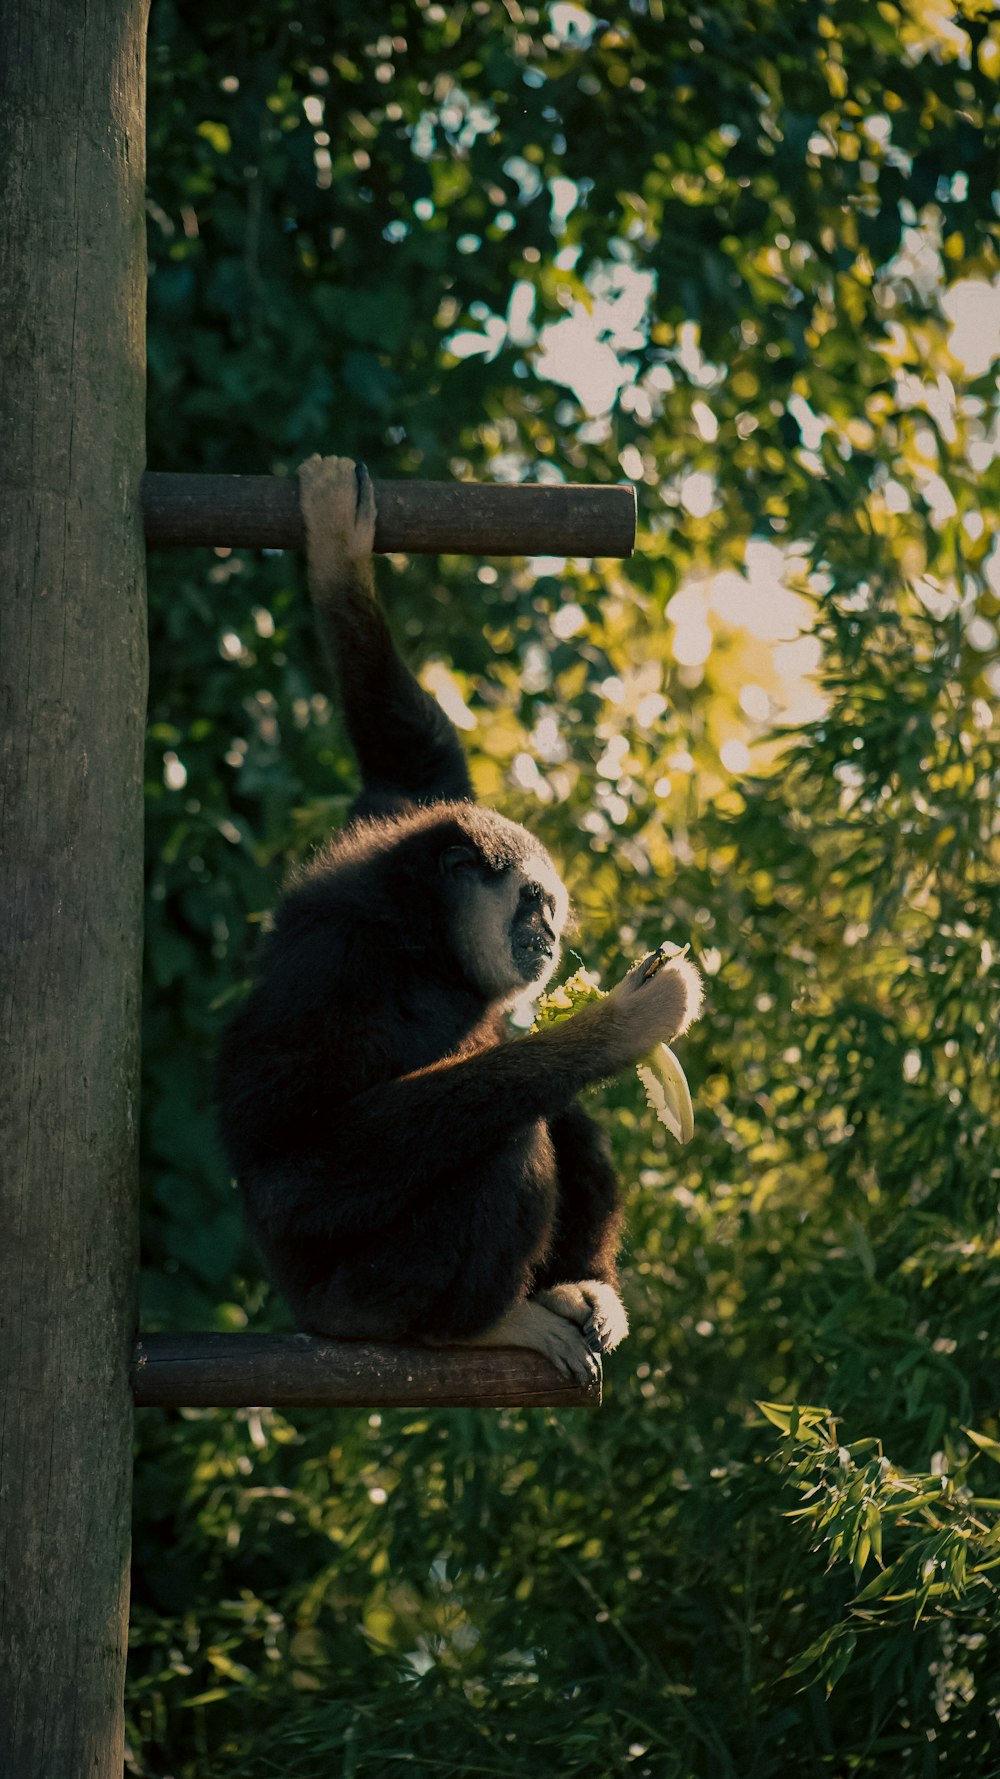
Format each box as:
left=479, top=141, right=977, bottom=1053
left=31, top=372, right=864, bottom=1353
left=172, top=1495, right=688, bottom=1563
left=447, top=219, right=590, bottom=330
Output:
left=437, top=816, right=570, bottom=1005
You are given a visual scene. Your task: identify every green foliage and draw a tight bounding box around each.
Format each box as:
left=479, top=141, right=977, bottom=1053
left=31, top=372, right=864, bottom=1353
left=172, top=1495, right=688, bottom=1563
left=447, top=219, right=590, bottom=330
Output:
left=134, top=1, right=1000, bottom=1773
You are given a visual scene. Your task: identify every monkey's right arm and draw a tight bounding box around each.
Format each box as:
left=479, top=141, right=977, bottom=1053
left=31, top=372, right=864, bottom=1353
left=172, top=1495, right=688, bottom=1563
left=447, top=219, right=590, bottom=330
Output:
left=272, top=953, right=702, bottom=1232
left=299, top=455, right=473, bottom=816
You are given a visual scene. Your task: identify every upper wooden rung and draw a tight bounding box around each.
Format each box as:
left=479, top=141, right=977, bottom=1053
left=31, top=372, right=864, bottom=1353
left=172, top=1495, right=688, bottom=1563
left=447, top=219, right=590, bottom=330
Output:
left=141, top=472, right=636, bottom=559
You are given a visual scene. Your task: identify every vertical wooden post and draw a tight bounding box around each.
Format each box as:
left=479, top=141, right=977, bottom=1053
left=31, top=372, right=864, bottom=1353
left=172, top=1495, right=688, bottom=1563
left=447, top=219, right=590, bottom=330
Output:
left=0, top=4, right=148, bottom=1773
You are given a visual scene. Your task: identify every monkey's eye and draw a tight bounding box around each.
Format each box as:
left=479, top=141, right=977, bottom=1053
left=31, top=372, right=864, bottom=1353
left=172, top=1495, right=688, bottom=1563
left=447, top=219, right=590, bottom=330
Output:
left=440, top=844, right=481, bottom=876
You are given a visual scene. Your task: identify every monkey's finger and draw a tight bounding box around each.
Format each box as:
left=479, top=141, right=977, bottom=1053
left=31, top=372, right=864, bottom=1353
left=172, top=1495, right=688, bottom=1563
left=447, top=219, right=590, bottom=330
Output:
left=636, top=941, right=691, bottom=985
left=352, top=461, right=378, bottom=548
left=637, top=946, right=668, bottom=983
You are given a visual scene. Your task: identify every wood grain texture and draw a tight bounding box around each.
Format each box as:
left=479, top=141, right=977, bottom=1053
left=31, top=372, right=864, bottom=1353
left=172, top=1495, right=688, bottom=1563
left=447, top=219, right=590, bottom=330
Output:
left=142, top=471, right=637, bottom=557
left=132, top=1333, right=602, bottom=1409
left=0, top=5, right=148, bottom=1774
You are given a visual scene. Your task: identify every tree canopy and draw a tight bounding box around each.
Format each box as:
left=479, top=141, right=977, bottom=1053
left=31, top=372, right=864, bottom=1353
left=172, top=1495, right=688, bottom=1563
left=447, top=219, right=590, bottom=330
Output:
left=134, top=3, right=1000, bottom=1773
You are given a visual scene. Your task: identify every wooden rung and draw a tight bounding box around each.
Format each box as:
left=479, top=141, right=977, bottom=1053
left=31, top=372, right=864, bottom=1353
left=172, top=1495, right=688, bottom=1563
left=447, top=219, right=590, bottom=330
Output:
left=131, top=1331, right=602, bottom=1409
left=141, top=472, right=636, bottom=558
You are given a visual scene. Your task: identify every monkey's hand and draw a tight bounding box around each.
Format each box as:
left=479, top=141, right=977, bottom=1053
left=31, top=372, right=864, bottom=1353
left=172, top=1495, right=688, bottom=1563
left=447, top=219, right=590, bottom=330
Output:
left=601, top=948, right=703, bottom=1067
left=533, top=1280, right=629, bottom=1354
left=299, top=454, right=377, bottom=583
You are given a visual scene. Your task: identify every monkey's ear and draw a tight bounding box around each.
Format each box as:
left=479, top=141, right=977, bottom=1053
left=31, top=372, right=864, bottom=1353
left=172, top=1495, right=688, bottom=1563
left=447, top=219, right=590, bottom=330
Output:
left=439, top=844, right=480, bottom=876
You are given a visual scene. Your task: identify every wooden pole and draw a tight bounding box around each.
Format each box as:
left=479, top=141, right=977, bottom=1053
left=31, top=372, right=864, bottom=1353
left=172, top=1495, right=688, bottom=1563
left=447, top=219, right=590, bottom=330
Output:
left=0, top=5, right=148, bottom=1775
left=132, top=1333, right=602, bottom=1410
left=142, top=471, right=637, bottom=557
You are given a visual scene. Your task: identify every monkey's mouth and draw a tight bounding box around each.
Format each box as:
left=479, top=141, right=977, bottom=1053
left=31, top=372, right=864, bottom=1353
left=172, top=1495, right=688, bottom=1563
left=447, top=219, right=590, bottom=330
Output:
left=511, top=917, right=557, bottom=979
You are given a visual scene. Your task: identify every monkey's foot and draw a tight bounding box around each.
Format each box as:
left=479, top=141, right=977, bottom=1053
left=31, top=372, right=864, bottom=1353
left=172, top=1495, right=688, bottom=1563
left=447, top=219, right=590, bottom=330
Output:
left=532, top=1280, right=629, bottom=1354
left=451, top=1299, right=601, bottom=1387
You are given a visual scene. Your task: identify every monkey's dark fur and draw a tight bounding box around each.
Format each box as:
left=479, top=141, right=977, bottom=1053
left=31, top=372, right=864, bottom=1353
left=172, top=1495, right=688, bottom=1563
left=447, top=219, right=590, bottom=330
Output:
left=215, top=461, right=700, bottom=1363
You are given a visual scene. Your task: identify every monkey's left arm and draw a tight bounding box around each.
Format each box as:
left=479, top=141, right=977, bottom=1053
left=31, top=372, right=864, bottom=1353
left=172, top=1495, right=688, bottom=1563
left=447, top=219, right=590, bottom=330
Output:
left=300, top=455, right=473, bottom=817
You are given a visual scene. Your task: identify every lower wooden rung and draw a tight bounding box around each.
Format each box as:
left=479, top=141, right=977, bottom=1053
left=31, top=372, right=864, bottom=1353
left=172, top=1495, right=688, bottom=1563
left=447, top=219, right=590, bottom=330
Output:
left=131, top=1331, right=601, bottom=1409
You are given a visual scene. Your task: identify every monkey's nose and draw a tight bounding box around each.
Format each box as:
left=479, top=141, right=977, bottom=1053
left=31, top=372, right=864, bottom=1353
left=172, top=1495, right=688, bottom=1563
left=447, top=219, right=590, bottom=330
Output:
left=523, top=910, right=555, bottom=950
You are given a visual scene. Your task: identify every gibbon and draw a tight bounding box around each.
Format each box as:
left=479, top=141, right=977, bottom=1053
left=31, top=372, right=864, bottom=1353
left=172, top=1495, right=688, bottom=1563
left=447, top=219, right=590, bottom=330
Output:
left=215, top=458, right=701, bottom=1382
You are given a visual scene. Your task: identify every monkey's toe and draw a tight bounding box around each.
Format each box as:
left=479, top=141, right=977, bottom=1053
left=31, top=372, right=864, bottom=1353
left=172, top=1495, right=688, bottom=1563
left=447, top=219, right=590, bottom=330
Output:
left=534, top=1280, right=629, bottom=1353
left=544, top=1320, right=601, bottom=1385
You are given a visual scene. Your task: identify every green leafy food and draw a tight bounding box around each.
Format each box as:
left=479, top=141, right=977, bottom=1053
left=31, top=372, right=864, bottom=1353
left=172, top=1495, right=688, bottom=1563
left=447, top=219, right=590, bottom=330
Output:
left=637, top=1043, right=695, bottom=1146
left=533, top=966, right=606, bottom=1026
left=536, top=955, right=696, bottom=1144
